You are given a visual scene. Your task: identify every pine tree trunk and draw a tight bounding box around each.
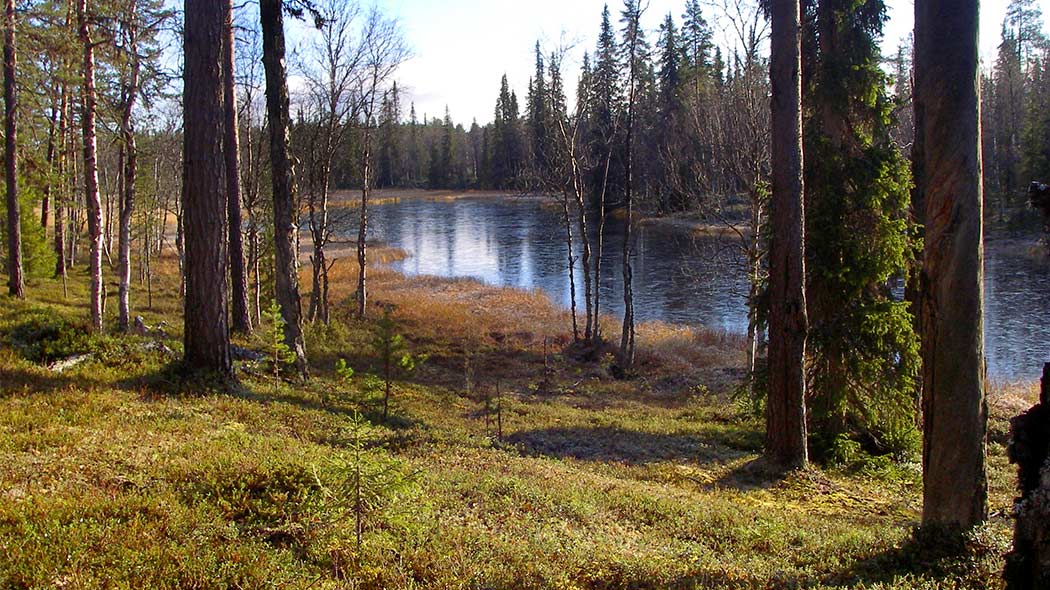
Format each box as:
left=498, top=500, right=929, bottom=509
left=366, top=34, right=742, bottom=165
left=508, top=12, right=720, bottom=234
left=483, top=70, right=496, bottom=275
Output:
left=766, top=0, right=809, bottom=469
left=182, top=0, right=232, bottom=376
left=915, top=0, right=988, bottom=530
left=78, top=0, right=103, bottom=330
left=260, top=0, right=307, bottom=376
left=3, top=0, right=22, bottom=299
left=223, top=0, right=250, bottom=334
left=117, top=0, right=140, bottom=333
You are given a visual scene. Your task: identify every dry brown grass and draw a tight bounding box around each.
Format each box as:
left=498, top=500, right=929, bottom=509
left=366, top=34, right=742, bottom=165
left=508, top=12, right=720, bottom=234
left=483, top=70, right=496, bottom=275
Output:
left=315, top=252, right=744, bottom=396
left=986, top=379, right=1040, bottom=444
left=328, top=189, right=523, bottom=208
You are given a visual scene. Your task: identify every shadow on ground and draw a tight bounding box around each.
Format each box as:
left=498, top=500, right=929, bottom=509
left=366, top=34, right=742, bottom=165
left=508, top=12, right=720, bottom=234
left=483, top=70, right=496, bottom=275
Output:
left=507, top=425, right=756, bottom=466
left=0, top=365, right=106, bottom=396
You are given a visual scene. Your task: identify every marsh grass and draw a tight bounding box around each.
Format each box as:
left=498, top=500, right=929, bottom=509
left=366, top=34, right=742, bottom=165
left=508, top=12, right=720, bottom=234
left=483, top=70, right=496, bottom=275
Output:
left=0, top=255, right=1025, bottom=589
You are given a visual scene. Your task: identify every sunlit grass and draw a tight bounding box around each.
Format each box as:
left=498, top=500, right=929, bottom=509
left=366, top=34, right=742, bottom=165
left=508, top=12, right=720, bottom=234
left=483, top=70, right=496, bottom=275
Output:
left=0, top=252, right=1021, bottom=589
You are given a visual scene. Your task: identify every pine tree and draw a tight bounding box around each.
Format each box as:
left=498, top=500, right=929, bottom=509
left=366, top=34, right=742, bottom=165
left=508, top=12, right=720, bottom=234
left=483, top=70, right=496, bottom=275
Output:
left=915, top=0, right=988, bottom=531
left=992, top=26, right=1026, bottom=218
left=407, top=103, right=422, bottom=186
left=260, top=0, right=308, bottom=375
left=657, top=13, right=681, bottom=112
left=377, top=82, right=403, bottom=188
left=767, top=0, right=809, bottom=470
left=183, top=0, right=232, bottom=375
left=4, top=0, right=23, bottom=298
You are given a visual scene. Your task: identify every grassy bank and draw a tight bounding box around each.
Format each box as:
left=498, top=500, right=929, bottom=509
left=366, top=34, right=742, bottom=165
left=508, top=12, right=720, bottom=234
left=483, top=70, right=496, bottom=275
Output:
left=0, top=254, right=1028, bottom=589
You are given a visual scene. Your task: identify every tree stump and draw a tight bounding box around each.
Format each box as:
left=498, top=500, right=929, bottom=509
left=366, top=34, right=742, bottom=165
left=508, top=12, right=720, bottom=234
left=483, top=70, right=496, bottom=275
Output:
left=1005, top=362, right=1050, bottom=589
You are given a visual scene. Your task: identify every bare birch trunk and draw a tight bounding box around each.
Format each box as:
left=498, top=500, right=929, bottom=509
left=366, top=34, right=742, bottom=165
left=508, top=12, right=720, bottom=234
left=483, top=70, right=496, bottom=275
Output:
left=117, top=0, right=140, bottom=332
left=78, top=0, right=104, bottom=331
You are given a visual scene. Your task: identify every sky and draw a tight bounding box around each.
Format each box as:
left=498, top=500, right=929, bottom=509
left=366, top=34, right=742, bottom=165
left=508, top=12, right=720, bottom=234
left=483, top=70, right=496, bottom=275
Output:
left=348, top=0, right=1047, bottom=125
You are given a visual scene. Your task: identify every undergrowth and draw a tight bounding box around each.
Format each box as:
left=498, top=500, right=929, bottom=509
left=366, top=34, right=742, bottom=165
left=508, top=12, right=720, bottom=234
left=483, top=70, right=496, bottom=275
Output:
left=0, top=262, right=1024, bottom=589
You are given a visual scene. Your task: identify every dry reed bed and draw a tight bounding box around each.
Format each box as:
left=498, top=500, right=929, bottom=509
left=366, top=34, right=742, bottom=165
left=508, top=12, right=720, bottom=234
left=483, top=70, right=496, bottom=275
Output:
left=319, top=253, right=745, bottom=394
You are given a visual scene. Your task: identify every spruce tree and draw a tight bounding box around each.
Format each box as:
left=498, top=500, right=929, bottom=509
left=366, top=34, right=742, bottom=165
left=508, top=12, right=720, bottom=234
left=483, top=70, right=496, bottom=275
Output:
left=491, top=75, right=523, bottom=189
left=803, top=0, right=920, bottom=455
left=589, top=4, right=623, bottom=202
left=657, top=13, right=681, bottom=109
left=526, top=42, right=552, bottom=178
left=1021, top=45, right=1050, bottom=183
left=681, top=0, right=714, bottom=85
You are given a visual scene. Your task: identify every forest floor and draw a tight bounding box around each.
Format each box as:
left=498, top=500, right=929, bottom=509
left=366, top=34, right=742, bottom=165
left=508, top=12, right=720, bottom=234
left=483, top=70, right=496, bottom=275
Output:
left=0, top=253, right=1034, bottom=589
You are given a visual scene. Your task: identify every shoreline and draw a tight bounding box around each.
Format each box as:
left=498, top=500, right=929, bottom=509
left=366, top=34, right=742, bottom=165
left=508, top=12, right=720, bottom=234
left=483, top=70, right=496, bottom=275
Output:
left=308, top=189, right=1045, bottom=384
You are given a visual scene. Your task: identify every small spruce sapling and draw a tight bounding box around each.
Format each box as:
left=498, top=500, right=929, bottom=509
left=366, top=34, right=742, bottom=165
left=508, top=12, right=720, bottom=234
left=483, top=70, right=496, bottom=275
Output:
left=371, top=306, right=426, bottom=420
left=264, top=300, right=296, bottom=393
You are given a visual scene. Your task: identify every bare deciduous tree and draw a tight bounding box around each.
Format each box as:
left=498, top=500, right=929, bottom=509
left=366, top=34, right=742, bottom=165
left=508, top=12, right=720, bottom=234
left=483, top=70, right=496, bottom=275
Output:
left=354, top=7, right=408, bottom=320
left=298, top=0, right=366, bottom=325
left=78, top=0, right=104, bottom=331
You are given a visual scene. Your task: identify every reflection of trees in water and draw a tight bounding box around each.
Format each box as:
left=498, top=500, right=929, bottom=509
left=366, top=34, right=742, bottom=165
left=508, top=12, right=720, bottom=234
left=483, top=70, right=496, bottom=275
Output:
left=983, top=243, right=1050, bottom=381
left=358, top=198, right=1048, bottom=380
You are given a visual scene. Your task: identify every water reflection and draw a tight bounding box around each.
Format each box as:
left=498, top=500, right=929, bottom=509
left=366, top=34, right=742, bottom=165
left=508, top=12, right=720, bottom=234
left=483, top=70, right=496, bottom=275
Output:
left=352, top=195, right=1049, bottom=382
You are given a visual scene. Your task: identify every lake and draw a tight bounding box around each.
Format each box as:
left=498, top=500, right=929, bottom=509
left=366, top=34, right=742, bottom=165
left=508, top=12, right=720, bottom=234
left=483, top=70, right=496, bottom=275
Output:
left=354, top=194, right=1049, bottom=382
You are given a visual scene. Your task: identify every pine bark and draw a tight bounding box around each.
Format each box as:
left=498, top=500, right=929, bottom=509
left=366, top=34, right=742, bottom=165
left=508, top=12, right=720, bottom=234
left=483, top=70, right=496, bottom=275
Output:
left=182, top=0, right=232, bottom=375
left=3, top=0, right=22, bottom=298
left=260, top=0, right=307, bottom=375
left=78, top=0, right=103, bottom=330
left=766, top=0, right=809, bottom=469
left=915, top=0, right=988, bottom=530
left=223, top=0, right=250, bottom=334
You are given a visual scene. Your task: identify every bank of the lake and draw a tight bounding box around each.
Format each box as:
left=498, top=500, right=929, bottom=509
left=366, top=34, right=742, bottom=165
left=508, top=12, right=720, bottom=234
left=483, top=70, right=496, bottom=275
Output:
left=333, top=191, right=1050, bottom=382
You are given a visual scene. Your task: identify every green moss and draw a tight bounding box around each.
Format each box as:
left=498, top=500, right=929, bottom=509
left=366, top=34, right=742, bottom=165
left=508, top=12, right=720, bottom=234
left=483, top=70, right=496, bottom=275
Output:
left=0, top=271, right=1017, bottom=589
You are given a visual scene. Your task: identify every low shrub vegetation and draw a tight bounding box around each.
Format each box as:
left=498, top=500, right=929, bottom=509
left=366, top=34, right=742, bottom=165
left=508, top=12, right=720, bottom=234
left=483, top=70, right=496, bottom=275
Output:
left=0, top=262, right=1023, bottom=589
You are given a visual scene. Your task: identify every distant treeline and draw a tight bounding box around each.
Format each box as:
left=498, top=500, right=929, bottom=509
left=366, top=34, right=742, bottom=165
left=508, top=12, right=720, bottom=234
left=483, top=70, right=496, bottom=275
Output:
left=302, top=0, right=765, bottom=218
